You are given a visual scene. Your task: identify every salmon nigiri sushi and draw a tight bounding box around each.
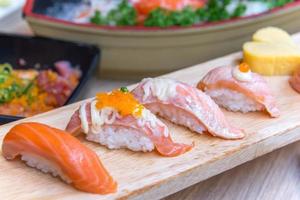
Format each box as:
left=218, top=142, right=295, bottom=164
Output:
left=197, top=63, right=280, bottom=117
left=2, top=122, right=117, bottom=194
left=66, top=88, right=192, bottom=157
left=131, top=78, right=244, bottom=140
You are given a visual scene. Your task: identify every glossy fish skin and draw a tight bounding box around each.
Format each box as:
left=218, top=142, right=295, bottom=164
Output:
left=2, top=122, right=117, bottom=194
left=198, top=66, right=280, bottom=118
left=66, top=103, right=193, bottom=157
left=132, top=78, right=245, bottom=140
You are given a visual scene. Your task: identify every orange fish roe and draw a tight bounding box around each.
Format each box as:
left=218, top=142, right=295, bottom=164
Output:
left=239, top=62, right=251, bottom=73
left=96, top=89, right=144, bottom=117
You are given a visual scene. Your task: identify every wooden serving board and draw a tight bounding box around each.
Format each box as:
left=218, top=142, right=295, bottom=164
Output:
left=1, top=35, right=300, bottom=200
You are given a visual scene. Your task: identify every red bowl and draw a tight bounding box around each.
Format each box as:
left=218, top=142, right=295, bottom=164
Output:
left=23, top=0, right=300, bottom=79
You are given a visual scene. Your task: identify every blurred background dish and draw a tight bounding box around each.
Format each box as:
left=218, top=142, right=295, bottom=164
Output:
left=0, top=34, right=99, bottom=123
left=34, top=0, right=293, bottom=28
left=23, top=0, right=300, bottom=79
left=0, top=0, right=25, bottom=28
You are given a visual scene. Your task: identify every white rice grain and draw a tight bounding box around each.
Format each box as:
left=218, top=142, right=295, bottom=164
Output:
left=21, top=154, right=71, bottom=183
left=86, top=126, right=155, bottom=152
left=205, top=88, right=263, bottom=113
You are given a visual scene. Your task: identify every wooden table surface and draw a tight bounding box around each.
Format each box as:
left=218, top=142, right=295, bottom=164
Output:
left=0, top=11, right=299, bottom=200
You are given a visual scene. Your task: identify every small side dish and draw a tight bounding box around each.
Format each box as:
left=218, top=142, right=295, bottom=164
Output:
left=131, top=78, right=244, bottom=139
left=197, top=63, right=279, bottom=117
left=45, top=0, right=295, bottom=28
left=243, top=27, right=300, bottom=75
left=66, top=88, right=193, bottom=157
left=2, top=122, right=117, bottom=194
left=0, top=61, right=81, bottom=117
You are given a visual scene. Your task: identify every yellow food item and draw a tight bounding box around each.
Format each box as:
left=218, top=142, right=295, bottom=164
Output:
left=244, top=42, right=300, bottom=75
left=96, top=89, right=144, bottom=117
left=253, top=27, right=295, bottom=45
left=243, top=27, right=300, bottom=76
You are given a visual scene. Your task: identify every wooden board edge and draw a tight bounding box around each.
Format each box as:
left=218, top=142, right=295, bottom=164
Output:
left=122, top=127, right=300, bottom=200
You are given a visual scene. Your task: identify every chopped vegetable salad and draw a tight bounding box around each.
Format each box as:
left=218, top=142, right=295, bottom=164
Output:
left=0, top=61, right=81, bottom=117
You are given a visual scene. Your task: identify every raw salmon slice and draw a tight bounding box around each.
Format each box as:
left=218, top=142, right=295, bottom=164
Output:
left=132, top=78, right=245, bottom=139
left=2, top=122, right=117, bottom=194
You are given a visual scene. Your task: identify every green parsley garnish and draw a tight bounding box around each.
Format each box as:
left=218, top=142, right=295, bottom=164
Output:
left=89, top=0, right=294, bottom=27
left=120, top=87, right=129, bottom=93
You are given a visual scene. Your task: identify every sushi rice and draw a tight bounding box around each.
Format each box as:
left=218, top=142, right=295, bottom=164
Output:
left=205, top=88, right=263, bottom=113
left=21, top=154, right=71, bottom=183
left=86, top=126, right=155, bottom=152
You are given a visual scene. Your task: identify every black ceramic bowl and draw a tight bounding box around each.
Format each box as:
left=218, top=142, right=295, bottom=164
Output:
left=0, top=33, right=100, bottom=123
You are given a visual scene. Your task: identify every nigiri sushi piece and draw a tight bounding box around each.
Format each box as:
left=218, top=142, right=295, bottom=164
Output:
left=131, top=78, right=244, bottom=140
left=197, top=63, right=280, bottom=117
left=2, top=122, right=117, bottom=194
left=66, top=88, right=193, bottom=157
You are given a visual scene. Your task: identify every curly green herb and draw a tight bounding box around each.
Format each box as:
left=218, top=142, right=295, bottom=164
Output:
left=89, top=0, right=294, bottom=27
left=90, top=10, right=104, bottom=25
left=120, top=86, right=129, bottom=93
left=106, top=0, right=137, bottom=26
